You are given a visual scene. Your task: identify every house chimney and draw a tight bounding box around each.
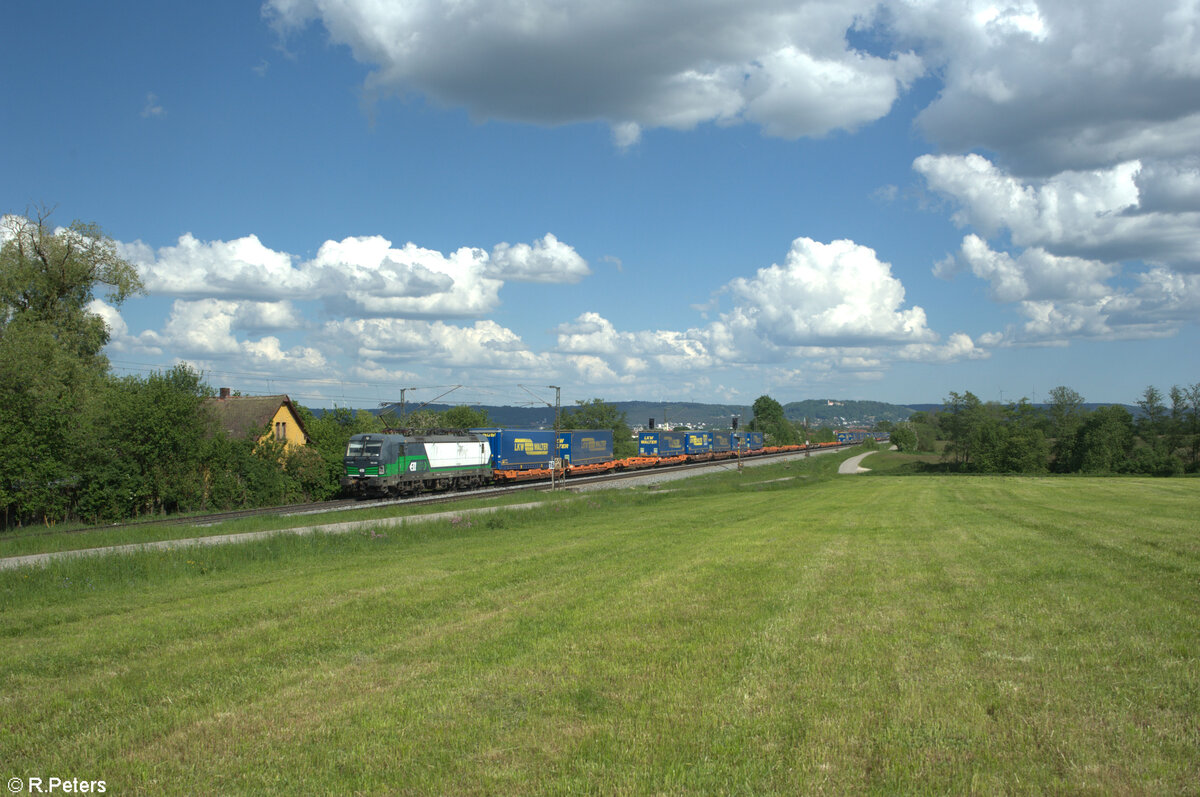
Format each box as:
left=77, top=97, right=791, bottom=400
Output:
left=219, top=387, right=231, bottom=399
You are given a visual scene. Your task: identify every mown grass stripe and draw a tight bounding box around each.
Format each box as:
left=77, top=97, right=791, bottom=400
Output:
left=1, top=462, right=1196, bottom=793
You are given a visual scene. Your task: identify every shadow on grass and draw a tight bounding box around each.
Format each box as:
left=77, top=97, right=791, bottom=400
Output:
left=875, top=461, right=962, bottom=475
left=863, top=451, right=964, bottom=476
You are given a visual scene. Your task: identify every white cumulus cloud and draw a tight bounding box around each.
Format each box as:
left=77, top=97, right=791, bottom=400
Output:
left=893, top=0, right=1200, bottom=174
left=547, top=237, right=983, bottom=387
left=160, top=299, right=307, bottom=356
left=328, top=317, right=549, bottom=373
left=947, top=235, right=1118, bottom=303
left=487, top=233, right=590, bottom=283
left=265, top=0, right=922, bottom=143
left=119, top=233, right=313, bottom=300
left=120, top=230, right=590, bottom=318
left=920, top=153, right=1200, bottom=343
left=724, top=237, right=937, bottom=347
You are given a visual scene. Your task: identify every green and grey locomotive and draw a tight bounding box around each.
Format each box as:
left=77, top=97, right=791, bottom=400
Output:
left=341, top=432, right=492, bottom=496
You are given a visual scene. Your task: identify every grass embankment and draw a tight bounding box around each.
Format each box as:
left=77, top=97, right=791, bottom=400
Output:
left=1, top=459, right=1196, bottom=793
left=0, top=448, right=839, bottom=560
left=0, top=489, right=557, bottom=560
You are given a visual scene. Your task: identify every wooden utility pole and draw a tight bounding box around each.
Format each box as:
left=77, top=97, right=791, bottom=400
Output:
left=520, top=384, right=563, bottom=489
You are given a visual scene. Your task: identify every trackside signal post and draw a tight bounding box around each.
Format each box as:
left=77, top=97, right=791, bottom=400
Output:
left=733, top=415, right=743, bottom=472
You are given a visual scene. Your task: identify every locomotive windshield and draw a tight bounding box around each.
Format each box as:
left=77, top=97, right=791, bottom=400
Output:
left=345, top=440, right=383, bottom=457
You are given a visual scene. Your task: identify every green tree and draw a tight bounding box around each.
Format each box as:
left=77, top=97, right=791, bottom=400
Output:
left=996, top=399, right=1049, bottom=473
left=0, top=326, right=85, bottom=524
left=940, top=391, right=989, bottom=468
left=1187, top=383, right=1200, bottom=471
left=809, top=426, right=836, bottom=444
left=1069, top=405, right=1135, bottom=474
left=441, top=405, right=492, bottom=430
left=1047, top=385, right=1086, bottom=471
left=1, top=211, right=143, bottom=355
left=1167, top=385, right=1188, bottom=462
left=1137, top=385, right=1167, bottom=436
left=750, top=394, right=797, bottom=445
left=296, top=406, right=384, bottom=501
left=1134, top=385, right=1179, bottom=474
left=936, top=393, right=1046, bottom=473
left=76, top=365, right=213, bottom=521
left=890, top=423, right=918, bottom=453
left=0, top=211, right=143, bottom=526
left=396, top=409, right=441, bottom=433
left=901, top=411, right=938, bottom=452
left=563, top=398, right=635, bottom=457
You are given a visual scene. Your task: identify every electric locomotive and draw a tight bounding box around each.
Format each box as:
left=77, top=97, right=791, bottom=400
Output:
left=341, top=432, right=492, bottom=496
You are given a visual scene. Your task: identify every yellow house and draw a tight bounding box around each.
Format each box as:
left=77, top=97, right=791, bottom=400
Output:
left=203, top=388, right=310, bottom=450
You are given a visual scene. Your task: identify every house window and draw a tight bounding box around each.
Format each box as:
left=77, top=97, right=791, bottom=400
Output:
left=275, top=421, right=286, bottom=441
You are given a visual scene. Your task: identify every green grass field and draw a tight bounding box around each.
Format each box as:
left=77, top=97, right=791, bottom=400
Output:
left=2, top=456, right=1197, bottom=794
left=0, top=489, right=558, bottom=559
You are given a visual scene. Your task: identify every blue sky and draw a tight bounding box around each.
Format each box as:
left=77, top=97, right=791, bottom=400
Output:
left=4, top=1, right=1198, bottom=410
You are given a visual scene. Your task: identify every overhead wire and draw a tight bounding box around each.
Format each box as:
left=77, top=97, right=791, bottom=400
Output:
left=106, top=359, right=557, bottom=408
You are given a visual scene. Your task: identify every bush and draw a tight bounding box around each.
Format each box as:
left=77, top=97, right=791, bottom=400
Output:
left=890, top=425, right=918, bottom=453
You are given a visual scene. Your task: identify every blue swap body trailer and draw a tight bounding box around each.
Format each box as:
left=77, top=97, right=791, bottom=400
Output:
left=472, top=428, right=614, bottom=470
left=638, top=430, right=686, bottom=457
left=734, top=431, right=764, bottom=450
left=683, top=431, right=712, bottom=455
left=557, top=429, right=613, bottom=466
left=471, top=428, right=556, bottom=470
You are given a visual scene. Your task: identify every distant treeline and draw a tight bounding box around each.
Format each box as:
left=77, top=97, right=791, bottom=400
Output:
left=886, top=386, right=1200, bottom=475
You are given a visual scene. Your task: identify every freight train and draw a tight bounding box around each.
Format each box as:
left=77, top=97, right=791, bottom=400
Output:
left=340, top=426, right=853, bottom=497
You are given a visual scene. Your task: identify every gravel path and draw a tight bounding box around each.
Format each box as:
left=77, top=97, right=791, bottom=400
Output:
left=836, top=445, right=898, bottom=474
left=838, top=450, right=877, bottom=474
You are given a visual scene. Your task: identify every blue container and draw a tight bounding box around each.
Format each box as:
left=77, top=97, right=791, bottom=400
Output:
left=734, top=431, right=764, bottom=450
left=711, top=431, right=732, bottom=453
left=684, top=431, right=712, bottom=455
left=471, top=428, right=555, bottom=470
left=557, top=429, right=613, bottom=465
left=638, top=430, right=686, bottom=456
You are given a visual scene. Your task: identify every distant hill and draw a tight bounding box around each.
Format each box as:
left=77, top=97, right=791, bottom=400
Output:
left=906, top=402, right=1141, bottom=416
left=313, top=398, right=1146, bottom=429
left=365, top=401, right=751, bottom=429
left=782, top=399, right=914, bottom=426
left=608, top=401, right=751, bottom=429
left=316, top=398, right=921, bottom=429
